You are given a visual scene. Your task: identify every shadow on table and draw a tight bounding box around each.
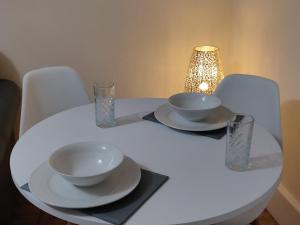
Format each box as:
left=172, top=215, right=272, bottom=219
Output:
left=114, top=112, right=150, bottom=127
left=247, top=153, right=282, bottom=171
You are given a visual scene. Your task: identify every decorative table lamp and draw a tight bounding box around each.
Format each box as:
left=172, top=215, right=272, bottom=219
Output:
left=184, top=45, right=223, bottom=95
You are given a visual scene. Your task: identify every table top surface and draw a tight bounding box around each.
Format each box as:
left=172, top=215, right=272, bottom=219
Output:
left=10, top=98, right=283, bottom=225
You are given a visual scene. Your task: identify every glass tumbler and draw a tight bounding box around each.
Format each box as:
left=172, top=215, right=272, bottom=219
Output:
left=94, top=82, right=115, bottom=128
left=225, top=114, right=254, bottom=171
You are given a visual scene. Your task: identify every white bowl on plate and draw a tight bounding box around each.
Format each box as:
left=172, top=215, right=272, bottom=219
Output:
left=48, top=141, right=124, bottom=187
left=168, top=93, right=221, bottom=121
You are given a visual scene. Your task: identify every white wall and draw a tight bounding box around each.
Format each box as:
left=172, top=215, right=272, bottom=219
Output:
left=0, top=0, right=234, bottom=98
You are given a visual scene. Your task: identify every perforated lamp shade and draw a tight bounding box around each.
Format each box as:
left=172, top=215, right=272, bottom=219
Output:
left=184, top=46, right=223, bottom=95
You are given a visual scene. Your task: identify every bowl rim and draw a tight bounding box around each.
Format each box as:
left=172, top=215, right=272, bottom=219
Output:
left=168, top=92, right=221, bottom=111
left=48, top=141, right=124, bottom=178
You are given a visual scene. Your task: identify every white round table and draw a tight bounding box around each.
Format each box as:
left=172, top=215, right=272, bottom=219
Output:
left=10, top=98, right=282, bottom=225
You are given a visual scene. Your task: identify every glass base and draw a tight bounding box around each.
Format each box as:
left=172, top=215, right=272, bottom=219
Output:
left=225, top=162, right=250, bottom=172
left=96, top=121, right=116, bottom=128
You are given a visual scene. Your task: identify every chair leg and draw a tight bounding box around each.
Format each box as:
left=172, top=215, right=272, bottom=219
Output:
left=250, top=219, right=260, bottom=225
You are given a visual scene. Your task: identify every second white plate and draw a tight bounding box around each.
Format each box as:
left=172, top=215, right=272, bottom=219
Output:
left=29, top=156, right=141, bottom=208
left=154, top=104, right=232, bottom=131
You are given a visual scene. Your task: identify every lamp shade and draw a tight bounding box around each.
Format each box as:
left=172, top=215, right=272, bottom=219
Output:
left=184, top=46, right=223, bottom=95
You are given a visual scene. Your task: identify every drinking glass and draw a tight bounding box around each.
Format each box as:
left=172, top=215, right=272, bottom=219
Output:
left=225, top=114, right=254, bottom=171
left=94, top=82, right=115, bottom=128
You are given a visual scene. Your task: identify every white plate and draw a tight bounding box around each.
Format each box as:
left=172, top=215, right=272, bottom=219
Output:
left=154, top=104, right=233, bottom=131
left=29, top=156, right=141, bottom=208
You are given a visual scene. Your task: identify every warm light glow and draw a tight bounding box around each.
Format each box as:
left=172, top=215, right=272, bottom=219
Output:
left=184, top=45, right=223, bottom=95
left=195, top=46, right=218, bottom=52
left=199, top=82, right=209, bottom=91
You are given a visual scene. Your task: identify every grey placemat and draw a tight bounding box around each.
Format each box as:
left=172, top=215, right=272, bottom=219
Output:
left=21, top=169, right=168, bottom=225
left=143, top=112, right=226, bottom=140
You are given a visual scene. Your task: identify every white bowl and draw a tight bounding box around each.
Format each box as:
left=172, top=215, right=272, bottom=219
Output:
left=48, top=141, right=124, bottom=187
left=168, top=93, right=221, bottom=121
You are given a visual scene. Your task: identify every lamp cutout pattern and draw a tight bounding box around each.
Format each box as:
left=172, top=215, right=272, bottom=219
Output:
left=185, top=46, right=223, bottom=95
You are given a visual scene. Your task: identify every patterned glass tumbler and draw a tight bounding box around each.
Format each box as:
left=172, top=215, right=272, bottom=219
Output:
left=225, top=114, right=254, bottom=171
left=94, top=82, right=115, bottom=128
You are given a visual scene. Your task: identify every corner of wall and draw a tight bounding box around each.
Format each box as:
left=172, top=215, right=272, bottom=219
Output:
left=267, top=184, right=300, bottom=225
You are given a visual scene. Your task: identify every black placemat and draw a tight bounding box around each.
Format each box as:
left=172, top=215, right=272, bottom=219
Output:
left=21, top=169, right=168, bottom=225
left=143, top=112, right=226, bottom=140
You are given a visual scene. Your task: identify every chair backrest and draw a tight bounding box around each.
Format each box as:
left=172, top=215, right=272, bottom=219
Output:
left=19, top=66, right=90, bottom=136
left=214, top=74, right=282, bottom=146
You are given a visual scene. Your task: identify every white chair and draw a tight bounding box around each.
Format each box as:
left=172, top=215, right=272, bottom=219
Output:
left=214, top=74, right=282, bottom=225
left=19, top=66, right=90, bottom=136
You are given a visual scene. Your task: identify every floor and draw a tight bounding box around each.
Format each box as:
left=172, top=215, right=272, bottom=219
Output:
left=12, top=191, right=279, bottom=225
